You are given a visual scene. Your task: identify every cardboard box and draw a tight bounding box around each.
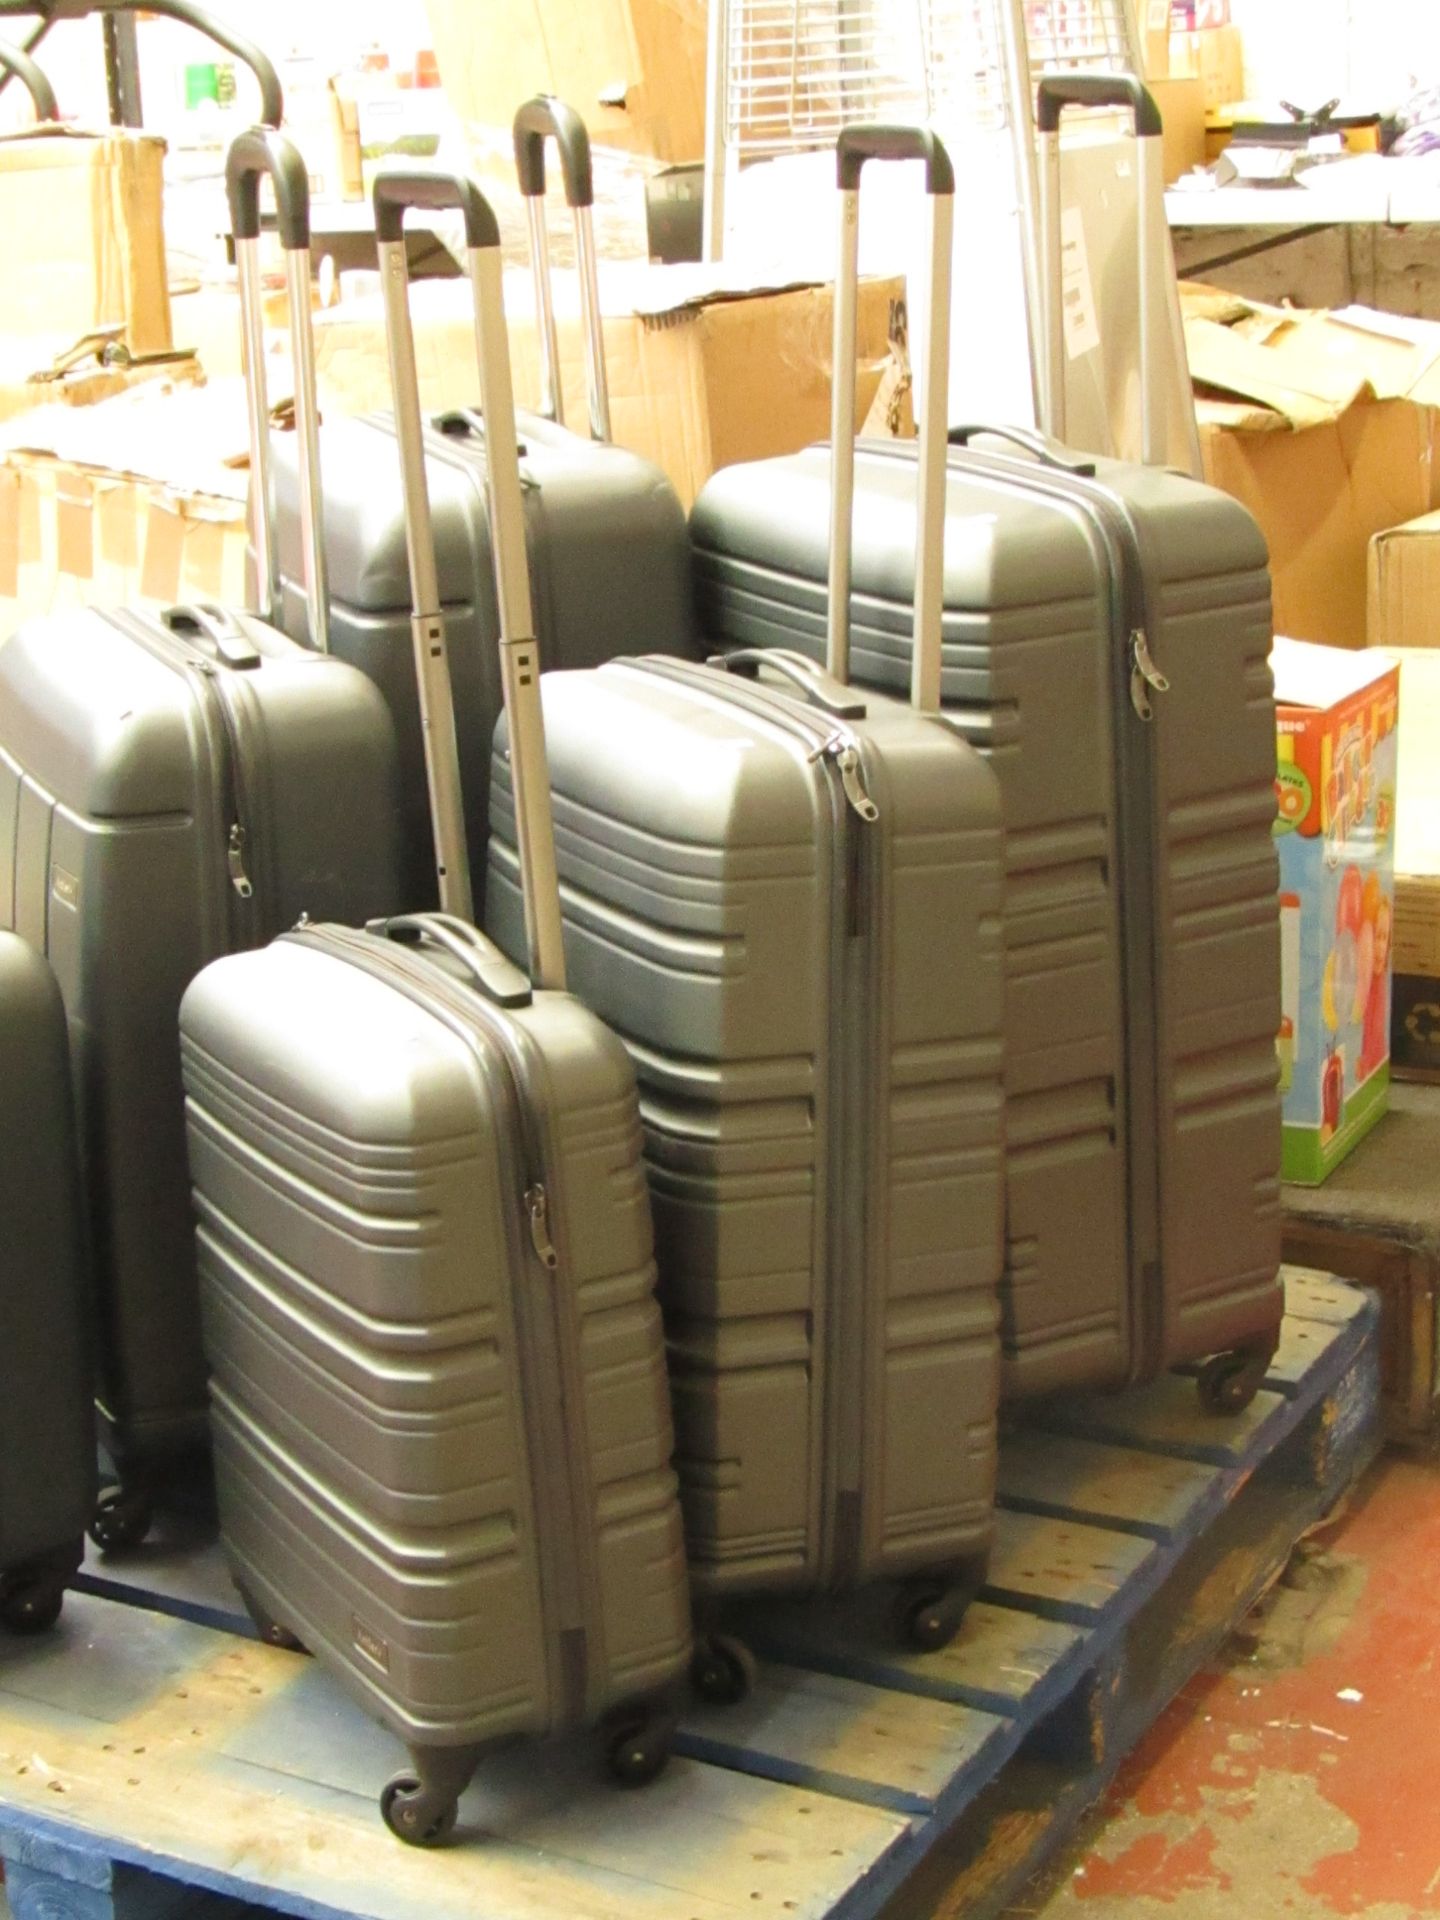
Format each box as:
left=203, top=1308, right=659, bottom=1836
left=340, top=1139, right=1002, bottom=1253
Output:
left=424, top=0, right=706, bottom=163
left=1185, top=293, right=1440, bottom=648
left=1369, top=511, right=1440, bottom=652
left=1273, top=637, right=1399, bottom=1183
left=309, top=266, right=903, bottom=508
left=1142, top=0, right=1172, bottom=78
left=0, top=129, right=171, bottom=354
left=1387, top=649, right=1440, bottom=1078
left=1169, top=24, right=1245, bottom=110
left=1150, top=76, right=1206, bottom=181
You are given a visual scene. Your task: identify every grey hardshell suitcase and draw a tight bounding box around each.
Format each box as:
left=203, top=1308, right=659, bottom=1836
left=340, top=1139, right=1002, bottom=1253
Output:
left=488, top=129, right=1006, bottom=1667
left=689, top=78, right=1284, bottom=1409
left=181, top=169, right=691, bottom=1847
left=0, top=933, right=95, bottom=1635
left=0, top=131, right=403, bottom=1544
left=266, top=96, right=700, bottom=907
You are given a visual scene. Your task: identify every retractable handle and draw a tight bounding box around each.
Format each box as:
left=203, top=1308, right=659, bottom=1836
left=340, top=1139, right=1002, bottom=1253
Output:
left=0, top=38, right=58, bottom=118
left=1035, top=72, right=1165, bottom=468
left=830, top=125, right=954, bottom=714
left=513, top=96, right=611, bottom=442
left=0, top=0, right=283, bottom=123
left=373, top=168, right=567, bottom=990
left=227, top=128, right=329, bottom=653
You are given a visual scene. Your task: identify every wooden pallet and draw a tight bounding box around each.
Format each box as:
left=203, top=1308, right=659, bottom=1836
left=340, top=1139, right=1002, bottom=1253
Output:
left=0, top=1270, right=1380, bottom=1920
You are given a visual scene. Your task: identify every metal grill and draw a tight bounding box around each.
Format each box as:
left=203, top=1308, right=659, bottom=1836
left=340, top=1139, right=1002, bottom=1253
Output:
left=723, top=0, right=1014, bottom=157
left=1023, top=0, right=1138, bottom=78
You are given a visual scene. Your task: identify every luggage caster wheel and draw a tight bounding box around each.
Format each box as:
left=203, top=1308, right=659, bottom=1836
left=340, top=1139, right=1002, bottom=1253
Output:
left=379, top=1773, right=459, bottom=1848
left=899, top=1581, right=968, bottom=1653
left=1196, top=1349, right=1267, bottom=1417
left=235, top=1583, right=306, bottom=1653
left=690, top=1633, right=757, bottom=1706
left=89, top=1485, right=153, bottom=1555
left=0, top=1579, right=64, bottom=1635
left=604, top=1710, right=673, bottom=1788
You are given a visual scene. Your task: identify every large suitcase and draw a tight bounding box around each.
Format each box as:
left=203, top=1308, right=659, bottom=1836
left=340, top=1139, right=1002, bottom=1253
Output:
left=488, top=129, right=1005, bottom=1667
left=0, top=131, right=403, bottom=1543
left=689, top=79, right=1284, bottom=1408
left=0, top=933, right=95, bottom=1635
left=181, top=167, right=691, bottom=1847
left=265, top=96, right=700, bottom=906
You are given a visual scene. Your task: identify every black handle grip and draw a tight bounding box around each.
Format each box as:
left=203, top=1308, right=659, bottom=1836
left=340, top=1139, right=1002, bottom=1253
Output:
left=513, top=95, right=593, bottom=207
left=162, top=602, right=262, bottom=669
left=710, top=648, right=869, bottom=721
left=370, top=913, right=533, bottom=1009
left=0, top=38, right=57, bottom=118
left=0, top=0, right=283, bottom=124
left=227, top=127, right=310, bottom=249
left=836, top=124, right=954, bottom=194
left=948, top=423, right=1098, bottom=477
left=1035, top=72, right=1162, bottom=138
left=373, top=170, right=500, bottom=249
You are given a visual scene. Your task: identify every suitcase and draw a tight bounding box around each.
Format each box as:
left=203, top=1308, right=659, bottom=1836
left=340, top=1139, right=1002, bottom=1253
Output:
left=264, top=95, right=701, bottom=907
left=0, top=130, right=403, bottom=1545
left=180, top=166, right=691, bottom=1847
left=487, top=128, right=1006, bottom=1671
left=0, top=933, right=95, bottom=1635
left=689, top=79, right=1284, bottom=1409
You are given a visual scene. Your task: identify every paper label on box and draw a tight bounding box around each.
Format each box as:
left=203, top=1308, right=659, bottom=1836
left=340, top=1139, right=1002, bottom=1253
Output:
left=1060, top=208, right=1101, bottom=361
left=1148, top=0, right=1170, bottom=28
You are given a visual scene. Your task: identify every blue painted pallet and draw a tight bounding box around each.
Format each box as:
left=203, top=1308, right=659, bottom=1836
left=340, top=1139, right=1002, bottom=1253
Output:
left=0, top=1269, right=1380, bottom=1920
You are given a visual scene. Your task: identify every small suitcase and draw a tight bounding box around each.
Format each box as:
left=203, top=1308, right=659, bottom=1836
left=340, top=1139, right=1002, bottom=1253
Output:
left=689, top=82, right=1284, bottom=1411
left=487, top=128, right=1006, bottom=1673
left=0, top=130, right=403, bottom=1544
left=0, top=933, right=95, bottom=1635
left=181, top=166, right=691, bottom=1847
left=265, top=95, right=701, bottom=906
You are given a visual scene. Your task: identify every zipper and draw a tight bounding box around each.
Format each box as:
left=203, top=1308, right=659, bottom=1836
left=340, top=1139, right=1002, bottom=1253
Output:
left=857, top=442, right=1167, bottom=1381
left=615, top=655, right=879, bottom=1584
left=288, top=924, right=598, bottom=1728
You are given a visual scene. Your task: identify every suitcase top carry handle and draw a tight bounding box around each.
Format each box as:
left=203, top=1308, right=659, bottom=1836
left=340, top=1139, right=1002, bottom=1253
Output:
left=512, top=96, right=612, bottom=444
left=369, top=914, right=534, bottom=1009
left=1035, top=71, right=1165, bottom=467
left=374, top=167, right=567, bottom=989
left=710, top=648, right=869, bottom=722
left=829, top=123, right=953, bottom=714
left=0, top=0, right=283, bottom=124
left=161, top=602, right=262, bottom=669
left=948, top=422, right=1097, bottom=477
left=228, top=129, right=329, bottom=654
left=0, top=39, right=57, bottom=119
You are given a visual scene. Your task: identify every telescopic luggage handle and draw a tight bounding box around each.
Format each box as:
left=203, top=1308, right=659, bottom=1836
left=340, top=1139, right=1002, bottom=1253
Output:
left=830, top=124, right=954, bottom=715
left=227, top=128, right=329, bottom=654
left=513, top=96, right=612, bottom=443
left=0, top=39, right=58, bottom=119
left=0, top=0, right=282, bottom=124
left=1034, top=73, right=1165, bottom=468
left=374, top=168, right=567, bottom=991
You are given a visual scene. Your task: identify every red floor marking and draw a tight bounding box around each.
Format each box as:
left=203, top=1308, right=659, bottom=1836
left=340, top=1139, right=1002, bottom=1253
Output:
left=1073, top=1822, right=1229, bottom=1900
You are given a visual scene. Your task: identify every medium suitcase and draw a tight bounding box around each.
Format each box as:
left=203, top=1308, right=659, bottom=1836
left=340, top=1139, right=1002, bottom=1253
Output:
left=689, top=79, right=1283, bottom=1409
left=265, top=95, right=701, bottom=906
left=0, top=933, right=95, bottom=1635
left=0, top=130, right=403, bottom=1545
left=487, top=129, right=1005, bottom=1670
left=180, top=167, right=691, bottom=1847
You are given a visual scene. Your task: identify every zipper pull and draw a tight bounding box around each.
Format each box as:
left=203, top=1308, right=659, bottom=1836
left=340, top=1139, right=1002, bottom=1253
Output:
left=1129, top=629, right=1169, bottom=721
left=526, top=1183, right=559, bottom=1271
left=832, top=741, right=879, bottom=821
left=226, top=823, right=254, bottom=899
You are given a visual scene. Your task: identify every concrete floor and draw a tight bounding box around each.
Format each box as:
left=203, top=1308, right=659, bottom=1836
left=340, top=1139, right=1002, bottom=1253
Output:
left=1007, top=1452, right=1440, bottom=1918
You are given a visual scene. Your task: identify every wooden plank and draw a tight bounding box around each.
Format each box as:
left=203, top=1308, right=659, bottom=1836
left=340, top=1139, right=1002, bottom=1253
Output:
left=1263, top=1311, right=1349, bottom=1392
left=981, top=1512, right=1154, bottom=1624
left=1031, top=1378, right=1289, bottom=1465
left=675, top=1666, right=1009, bottom=1817
left=1282, top=1269, right=1369, bottom=1326
left=997, top=1434, right=1221, bottom=1542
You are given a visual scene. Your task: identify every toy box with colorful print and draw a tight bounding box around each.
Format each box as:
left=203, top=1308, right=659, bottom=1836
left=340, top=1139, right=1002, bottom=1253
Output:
left=1273, top=637, right=1399, bottom=1184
